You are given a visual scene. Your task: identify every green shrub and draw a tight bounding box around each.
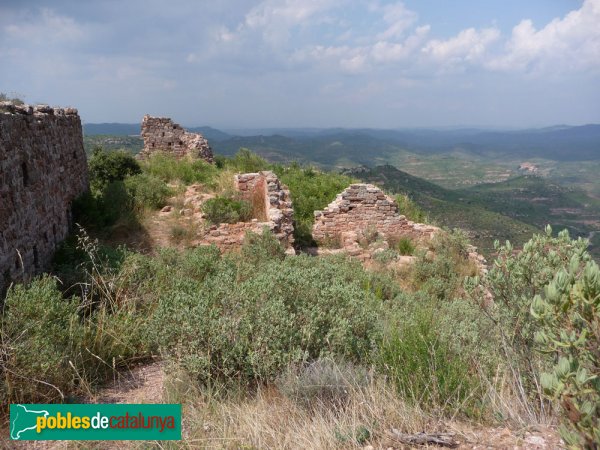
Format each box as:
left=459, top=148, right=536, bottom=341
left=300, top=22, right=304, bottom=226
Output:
left=169, top=225, right=188, bottom=244
left=413, top=251, right=458, bottom=301
left=72, top=180, right=133, bottom=228
left=468, top=227, right=591, bottom=383
left=413, top=229, right=473, bottom=301
left=75, top=148, right=146, bottom=229
left=397, top=238, right=415, bottom=256
left=124, top=173, right=172, bottom=211
left=317, top=232, right=344, bottom=249
left=202, top=196, right=252, bottom=225
left=372, top=249, right=398, bottom=264
left=276, top=165, right=355, bottom=247
left=240, top=228, right=286, bottom=266
left=88, top=148, right=141, bottom=192
left=149, top=244, right=383, bottom=385
left=394, top=193, right=428, bottom=223
left=142, top=153, right=218, bottom=185
left=465, top=226, right=593, bottom=426
left=224, top=148, right=271, bottom=173
left=358, top=225, right=379, bottom=249
left=0, top=277, right=82, bottom=404
left=531, top=259, right=600, bottom=448
left=377, top=293, right=481, bottom=412
left=74, top=173, right=170, bottom=228
left=0, top=276, right=151, bottom=407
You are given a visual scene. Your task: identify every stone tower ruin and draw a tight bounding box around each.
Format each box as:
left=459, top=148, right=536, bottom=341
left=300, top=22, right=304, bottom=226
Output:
left=139, top=115, right=214, bottom=163
left=0, top=102, right=89, bottom=297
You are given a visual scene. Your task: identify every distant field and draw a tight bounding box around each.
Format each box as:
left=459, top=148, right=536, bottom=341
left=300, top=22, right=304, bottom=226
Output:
left=83, top=135, right=143, bottom=155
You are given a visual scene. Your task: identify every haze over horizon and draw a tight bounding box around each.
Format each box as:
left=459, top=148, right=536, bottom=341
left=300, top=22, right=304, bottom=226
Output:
left=1, top=0, right=599, bottom=129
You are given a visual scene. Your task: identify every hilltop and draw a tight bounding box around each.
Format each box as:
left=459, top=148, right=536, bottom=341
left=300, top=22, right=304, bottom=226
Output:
left=3, top=111, right=598, bottom=447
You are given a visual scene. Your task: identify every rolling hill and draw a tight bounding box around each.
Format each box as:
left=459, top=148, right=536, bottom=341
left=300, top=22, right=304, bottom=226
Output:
left=349, top=165, right=599, bottom=258
left=347, top=165, right=539, bottom=254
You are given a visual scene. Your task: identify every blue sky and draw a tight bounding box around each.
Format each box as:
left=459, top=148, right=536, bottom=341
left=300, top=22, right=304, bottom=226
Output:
left=1, top=0, right=599, bottom=128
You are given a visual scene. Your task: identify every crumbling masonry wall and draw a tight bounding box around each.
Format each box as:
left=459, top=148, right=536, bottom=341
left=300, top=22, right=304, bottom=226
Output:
left=313, top=183, right=488, bottom=273
left=313, top=184, right=439, bottom=251
left=0, top=103, right=89, bottom=295
left=186, top=171, right=294, bottom=252
left=139, top=115, right=213, bottom=163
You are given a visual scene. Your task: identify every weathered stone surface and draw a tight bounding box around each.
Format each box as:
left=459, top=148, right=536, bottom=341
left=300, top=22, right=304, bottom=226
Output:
left=0, top=104, right=89, bottom=296
left=138, top=115, right=213, bottom=163
left=313, top=183, right=488, bottom=272
left=313, top=184, right=439, bottom=248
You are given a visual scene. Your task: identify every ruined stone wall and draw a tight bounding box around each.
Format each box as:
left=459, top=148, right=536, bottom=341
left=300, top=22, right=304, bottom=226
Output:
left=0, top=103, right=89, bottom=295
left=313, top=183, right=489, bottom=273
left=139, top=115, right=213, bottom=163
left=313, top=184, right=439, bottom=250
left=186, top=171, right=294, bottom=252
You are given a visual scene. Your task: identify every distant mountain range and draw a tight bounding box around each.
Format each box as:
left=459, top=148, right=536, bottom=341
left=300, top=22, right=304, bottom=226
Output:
left=84, top=123, right=600, bottom=162
left=83, top=123, right=233, bottom=142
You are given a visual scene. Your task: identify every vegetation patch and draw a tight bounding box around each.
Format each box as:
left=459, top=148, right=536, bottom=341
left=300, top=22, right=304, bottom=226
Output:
left=201, top=196, right=253, bottom=225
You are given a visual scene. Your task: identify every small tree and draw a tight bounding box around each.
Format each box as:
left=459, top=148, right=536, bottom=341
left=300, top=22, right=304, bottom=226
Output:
left=465, top=226, right=592, bottom=424
left=88, top=148, right=141, bottom=192
left=531, top=259, right=600, bottom=449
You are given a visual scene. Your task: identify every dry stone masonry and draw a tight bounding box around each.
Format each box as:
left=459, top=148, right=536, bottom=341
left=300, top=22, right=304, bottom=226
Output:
left=313, top=184, right=439, bottom=258
left=0, top=102, right=89, bottom=296
left=139, top=115, right=213, bottom=163
left=313, top=183, right=489, bottom=273
left=184, top=171, right=294, bottom=252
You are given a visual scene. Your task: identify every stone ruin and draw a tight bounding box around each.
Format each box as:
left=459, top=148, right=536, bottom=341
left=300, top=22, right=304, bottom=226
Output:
left=0, top=102, right=89, bottom=297
left=181, top=171, right=294, bottom=253
left=313, top=183, right=440, bottom=258
left=313, top=183, right=488, bottom=272
left=139, top=115, right=214, bottom=163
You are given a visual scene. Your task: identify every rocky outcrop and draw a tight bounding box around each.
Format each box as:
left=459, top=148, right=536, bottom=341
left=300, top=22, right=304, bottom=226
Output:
left=0, top=103, right=89, bottom=296
left=139, top=115, right=213, bottom=163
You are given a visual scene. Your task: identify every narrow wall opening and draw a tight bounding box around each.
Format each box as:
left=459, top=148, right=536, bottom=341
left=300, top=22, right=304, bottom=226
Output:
left=21, top=162, right=29, bottom=187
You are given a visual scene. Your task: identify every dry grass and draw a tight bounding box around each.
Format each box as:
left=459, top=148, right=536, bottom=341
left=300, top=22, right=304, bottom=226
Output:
left=163, top=366, right=558, bottom=449
left=213, top=169, right=237, bottom=197
left=0, top=361, right=560, bottom=450
left=167, top=374, right=432, bottom=449
left=480, top=365, right=556, bottom=429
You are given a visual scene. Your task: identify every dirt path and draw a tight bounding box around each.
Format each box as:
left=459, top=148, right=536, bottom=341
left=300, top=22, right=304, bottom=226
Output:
left=2, top=362, right=166, bottom=450
left=90, top=361, right=165, bottom=405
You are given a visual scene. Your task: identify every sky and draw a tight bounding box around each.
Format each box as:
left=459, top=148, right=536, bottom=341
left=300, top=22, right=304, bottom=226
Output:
left=1, top=0, right=599, bottom=128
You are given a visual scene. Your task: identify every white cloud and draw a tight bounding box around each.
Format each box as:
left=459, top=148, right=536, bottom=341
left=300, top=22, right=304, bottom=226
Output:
left=245, top=0, right=333, bottom=28
left=4, top=8, right=85, bottom=44
left=371, top=25, right=429, bottom=63
left=291, top=44, right=367, bottom=73
left=487, top=0, right=600, bottom=73
left=422, top=27, right=500, bottom=65
left=241, top=0, right=340, bottom=45
left=376, top=2, right=418, bottom=40
left=340, top=52, right=368, bottom=73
